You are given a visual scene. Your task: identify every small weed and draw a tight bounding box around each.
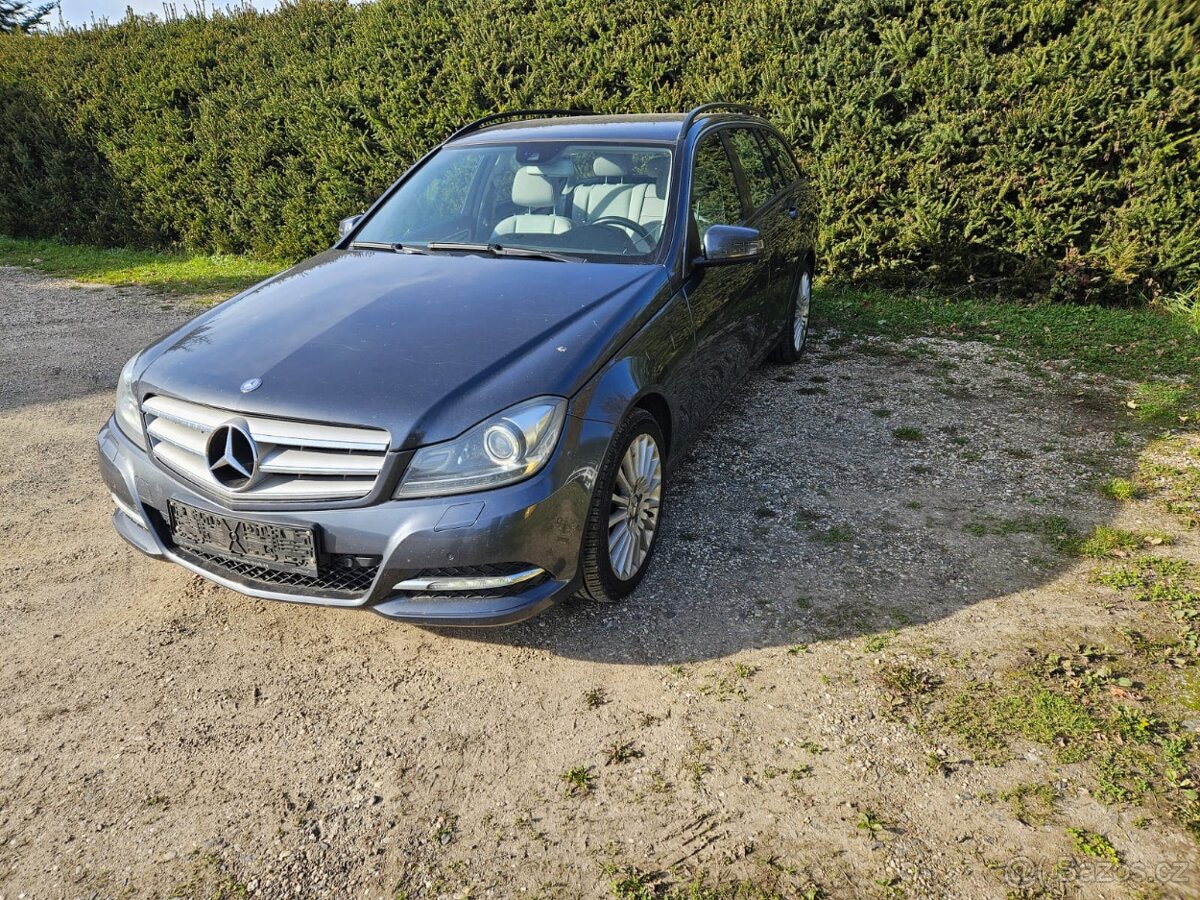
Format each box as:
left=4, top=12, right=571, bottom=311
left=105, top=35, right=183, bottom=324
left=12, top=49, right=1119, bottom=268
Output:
left=787, top=644, right=809, bottom=656
left=701, top=665, right=751, bottom=701
left=999, top=783, right=1059, bottom=826
left=1067, top=828, right=1120, bottom=865
left=584, top=688, right=608, bottom=709
left=863, top=635, right=889, bottom=653
left=561, top=766, right=595, bottom=797
left=432, top=813, right=457, bottom=846
left=892, top=426, right=925, bottom=442
left=876, top=662, right=940, bottom=704
left=1101, top=477, right=1140, bottom=501
left=607, top=865, right=660, bottom=900
left=812, top=524, right=855, bottom=544
left=734, top=662, right=758, bottom=679
left=856, top=810, right=889, bottom=834
left=872, top=409, right=893, bottom=418
left=605, top=742, right=642, bottom=765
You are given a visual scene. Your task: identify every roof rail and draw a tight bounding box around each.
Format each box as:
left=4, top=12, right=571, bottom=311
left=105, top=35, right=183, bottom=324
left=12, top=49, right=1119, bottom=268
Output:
left=447, top=108, right=596, bottom=142
left=678, top=102, right=764, bottom=138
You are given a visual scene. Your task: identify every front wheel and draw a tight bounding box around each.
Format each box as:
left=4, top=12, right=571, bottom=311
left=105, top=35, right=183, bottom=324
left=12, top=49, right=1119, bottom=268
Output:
left=577, top=409, right=666, bottom=603
left=771, top=258, right=813, bottom=364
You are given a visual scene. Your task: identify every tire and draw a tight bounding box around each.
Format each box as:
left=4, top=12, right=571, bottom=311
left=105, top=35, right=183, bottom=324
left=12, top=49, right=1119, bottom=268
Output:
left=771, top=257, right=813, bottom=364
left=576, top=408, right=666, bottom=603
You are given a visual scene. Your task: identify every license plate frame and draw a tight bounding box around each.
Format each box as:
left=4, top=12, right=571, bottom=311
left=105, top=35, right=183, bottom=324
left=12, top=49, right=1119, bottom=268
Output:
left=167, top=499, right=320, bottom=577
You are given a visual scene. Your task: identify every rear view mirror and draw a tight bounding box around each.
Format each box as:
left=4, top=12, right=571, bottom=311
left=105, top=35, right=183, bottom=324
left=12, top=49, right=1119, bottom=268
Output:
left=696, top=225, right=763, bottom=266
left=338, top=214, right=364, bottom=239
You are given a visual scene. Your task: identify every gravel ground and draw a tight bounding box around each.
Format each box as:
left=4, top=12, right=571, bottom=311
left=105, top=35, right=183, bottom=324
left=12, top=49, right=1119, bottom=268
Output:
left=0, top=266, right=1197, bottom=899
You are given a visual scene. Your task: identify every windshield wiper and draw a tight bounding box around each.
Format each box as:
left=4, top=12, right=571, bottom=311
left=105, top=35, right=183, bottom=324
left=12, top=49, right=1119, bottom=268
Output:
left=423, top=241, right=583, bottom=263
left=348, top=240, right=427, bottom=255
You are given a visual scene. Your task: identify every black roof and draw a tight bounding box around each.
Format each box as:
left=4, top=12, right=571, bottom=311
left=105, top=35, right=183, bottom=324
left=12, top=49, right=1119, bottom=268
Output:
left=449, top=112, right=766, bottom=146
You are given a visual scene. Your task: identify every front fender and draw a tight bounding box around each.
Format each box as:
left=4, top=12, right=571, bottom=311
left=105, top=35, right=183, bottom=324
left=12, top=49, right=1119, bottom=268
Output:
left=569, top=285, right=697, bottom=460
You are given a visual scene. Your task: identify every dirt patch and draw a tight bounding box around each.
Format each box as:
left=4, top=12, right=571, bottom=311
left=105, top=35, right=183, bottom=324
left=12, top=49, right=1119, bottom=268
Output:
left=0, top=268, right=1197, bottom=898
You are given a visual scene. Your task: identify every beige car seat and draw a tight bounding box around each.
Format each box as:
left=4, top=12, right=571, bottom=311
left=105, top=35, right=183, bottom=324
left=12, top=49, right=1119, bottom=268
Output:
left=491, top=162, right=575, bottom=238
left=570, top=155, right=667, bottom=246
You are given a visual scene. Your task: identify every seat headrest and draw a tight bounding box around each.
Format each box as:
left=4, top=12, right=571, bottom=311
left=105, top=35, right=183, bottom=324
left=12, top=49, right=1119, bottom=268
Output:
left=512, top=167, right=557, bottom=208
left=593, top=154, right=631, bottom=178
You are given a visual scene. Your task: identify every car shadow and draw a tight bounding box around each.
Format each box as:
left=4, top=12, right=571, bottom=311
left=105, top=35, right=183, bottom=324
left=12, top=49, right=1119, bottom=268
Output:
left=438, top=334, right=1137, bottom=663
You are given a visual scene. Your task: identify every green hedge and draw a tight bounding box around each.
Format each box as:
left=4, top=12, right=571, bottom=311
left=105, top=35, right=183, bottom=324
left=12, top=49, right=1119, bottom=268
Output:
left=1, top=0, right=1197, bottom=304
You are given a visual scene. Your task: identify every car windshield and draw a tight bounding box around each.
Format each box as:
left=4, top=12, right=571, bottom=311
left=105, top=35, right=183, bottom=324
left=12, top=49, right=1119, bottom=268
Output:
left=352, top=142, right=674, bottom=262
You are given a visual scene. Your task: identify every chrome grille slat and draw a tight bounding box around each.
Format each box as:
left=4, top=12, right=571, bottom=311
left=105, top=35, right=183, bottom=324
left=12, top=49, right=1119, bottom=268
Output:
left=146, top=417, right=209, bottom=455
left=142, top=395, right=389, bottom=501
left=259, top=447, right=384, bottom=477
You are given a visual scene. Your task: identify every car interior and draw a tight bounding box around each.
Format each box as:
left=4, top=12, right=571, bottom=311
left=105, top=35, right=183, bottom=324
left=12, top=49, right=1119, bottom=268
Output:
left=487, top=150, right=671, bottom=254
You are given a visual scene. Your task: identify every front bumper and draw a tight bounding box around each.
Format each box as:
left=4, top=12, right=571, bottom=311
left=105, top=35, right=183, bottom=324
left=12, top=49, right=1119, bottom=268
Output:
left=97, top=414, right=612, bottom=625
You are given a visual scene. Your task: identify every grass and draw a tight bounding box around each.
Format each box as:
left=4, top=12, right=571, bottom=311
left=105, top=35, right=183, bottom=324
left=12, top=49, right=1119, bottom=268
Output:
left=936, top=679, right=1098, bottom=764
left=1101, top=477, right=1140, bottom=501
left=815, top=284, right=1200, bottom=383
left=961, top=514, right=1076, bottom=552
left=1075, top=525, right=1151, bottom=558
left=892, top=426, right=925, bottom=442
left=1128, top=382, right=1196, bottom=425
left=0, top=235, right=284, bottom=300
left=925, top=536, right=1200, bottom=841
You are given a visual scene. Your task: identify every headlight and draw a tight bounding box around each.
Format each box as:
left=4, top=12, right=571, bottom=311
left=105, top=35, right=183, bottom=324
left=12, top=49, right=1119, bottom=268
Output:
left=394, top=396, right=567, bottom=498
left=114, top=355, right=146, bottom=449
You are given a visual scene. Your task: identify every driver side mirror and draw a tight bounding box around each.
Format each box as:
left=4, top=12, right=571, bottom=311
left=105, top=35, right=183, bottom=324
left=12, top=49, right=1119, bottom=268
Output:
left=696, top=225, right=763, bottom=267
left=338, top=213, right=364, bottom=239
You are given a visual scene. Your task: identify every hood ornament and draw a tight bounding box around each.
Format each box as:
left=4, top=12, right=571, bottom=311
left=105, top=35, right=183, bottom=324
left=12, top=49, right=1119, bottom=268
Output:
left=240, top=377, right=262, bottom=393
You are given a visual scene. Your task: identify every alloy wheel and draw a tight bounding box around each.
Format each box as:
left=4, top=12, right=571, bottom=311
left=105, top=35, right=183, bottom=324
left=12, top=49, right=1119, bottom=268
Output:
left=607, top=433, right=662, bottom=580
left=793, top=268, right=812, bottom=350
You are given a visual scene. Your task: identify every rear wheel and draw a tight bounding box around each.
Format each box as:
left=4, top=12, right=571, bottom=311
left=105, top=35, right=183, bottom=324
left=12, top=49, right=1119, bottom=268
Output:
left=772, top=258, right=813, bottom=363
left=577, top=409, right=665, bottom=603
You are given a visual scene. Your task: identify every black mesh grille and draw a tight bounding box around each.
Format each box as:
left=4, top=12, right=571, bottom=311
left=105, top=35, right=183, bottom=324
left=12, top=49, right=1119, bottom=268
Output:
left=408, top=562, right=534, bottom=580
left=175, top=547, right=378, bottom=598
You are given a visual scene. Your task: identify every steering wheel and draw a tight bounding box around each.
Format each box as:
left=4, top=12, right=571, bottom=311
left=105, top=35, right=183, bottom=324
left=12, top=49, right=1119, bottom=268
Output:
left=590, top=215, right=656, bottom=252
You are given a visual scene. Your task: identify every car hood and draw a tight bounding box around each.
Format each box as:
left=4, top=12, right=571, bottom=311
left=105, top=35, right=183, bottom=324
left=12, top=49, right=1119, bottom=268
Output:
left=137, top=249, right=670, bottom=449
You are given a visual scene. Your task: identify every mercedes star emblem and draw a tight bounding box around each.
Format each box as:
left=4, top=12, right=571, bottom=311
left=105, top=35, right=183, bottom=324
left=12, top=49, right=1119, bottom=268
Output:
left=205, top=421, right=259, bottom=490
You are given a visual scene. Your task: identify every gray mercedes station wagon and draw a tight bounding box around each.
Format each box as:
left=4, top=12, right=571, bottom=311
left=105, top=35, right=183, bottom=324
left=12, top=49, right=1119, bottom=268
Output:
left=98, top=104, right=817, bottom=625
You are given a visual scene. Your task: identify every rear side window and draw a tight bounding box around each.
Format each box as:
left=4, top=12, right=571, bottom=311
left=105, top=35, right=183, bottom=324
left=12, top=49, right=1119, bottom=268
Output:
left=762, top=131, right=800, bottom=188
left=727, top=128, right=777, bottom=210
left=690, top=133, right=743, bottom=238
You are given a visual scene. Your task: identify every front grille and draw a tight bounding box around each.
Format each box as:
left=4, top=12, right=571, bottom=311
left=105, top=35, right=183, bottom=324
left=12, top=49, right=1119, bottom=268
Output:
left=175, top=546, right=378, bottom=598
left=408, top=562, right=537, bottom=579
left=142, top=395, right=390, bottom=502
